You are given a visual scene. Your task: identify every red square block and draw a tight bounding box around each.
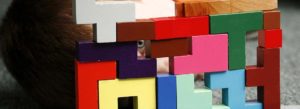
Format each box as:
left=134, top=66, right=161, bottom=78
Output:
left=259, top=29, right=282, bottom=48
left=76, top=60, right=116, bottom=109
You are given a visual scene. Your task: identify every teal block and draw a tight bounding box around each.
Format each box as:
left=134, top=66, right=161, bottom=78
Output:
left=210, top=11, right=263, bottom=70
left=213, top=105, right=231, bottom=109
left=205, top=69, right=262, bottom=109
left=176, top=74, right=212, bottom=109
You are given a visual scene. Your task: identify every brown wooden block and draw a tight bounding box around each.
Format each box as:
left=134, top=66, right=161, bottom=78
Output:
left=175, top=0, right=231, bottom=17
left=175, top=2, right=185, bottom=17
left=117, top=19, right=155, bottom=42
left=231, top=0, right=278, bottom=13
left=145, top=38, right=191, bottom=58
left=264, top=10, right=281, bottom=29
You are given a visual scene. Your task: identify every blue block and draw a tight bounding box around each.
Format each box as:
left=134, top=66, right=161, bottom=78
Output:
left=157, top=74, right=177, bottom=109
left=205, top=69, right=262, bottom=109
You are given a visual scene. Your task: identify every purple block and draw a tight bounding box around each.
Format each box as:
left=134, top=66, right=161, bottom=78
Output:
left=76, top=41, right=136, bottom=62
left=76, top=41, right=157, bottom=79
left=118, top=58, right=157, bottom=78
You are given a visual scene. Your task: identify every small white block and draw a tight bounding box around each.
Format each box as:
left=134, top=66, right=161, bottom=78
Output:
left=73, top=0, right=135, bottom=43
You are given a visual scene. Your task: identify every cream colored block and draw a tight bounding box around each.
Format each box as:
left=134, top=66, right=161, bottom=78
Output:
left=98, top=78, right=156, bottom=109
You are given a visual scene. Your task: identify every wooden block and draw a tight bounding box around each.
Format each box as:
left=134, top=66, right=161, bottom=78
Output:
left=145, top=38, right=191, bottom=58
left=157, top=75, right=177, bottom=109
left=117, top=19, right=155, bottom=42
left=210, top=11, right=263, bottom=70
left=176, top=74, right=213, bottom=109
left=231, top=0, right=278, bottom=13
left=264, top=10, right=281, bottom=29
left=246, top=47, right=280, bottom=109
left=175, top=0, right=231, bottom=17
left=99, top=77, right=156, bottom=109
left=152, top=16, right=209, bottom=40
left=170, top=34, right=228, bottom=75
left=75, top=61, right=116, bottom=109
left=175, top=2, right=185, bottom=17
left=258, top=29, right=282, bottom=48
left=73, top=0, right=135, bottom=43
left=76, top=41, right=157, bottom=79
left=205, top=69, right=263, bottom=109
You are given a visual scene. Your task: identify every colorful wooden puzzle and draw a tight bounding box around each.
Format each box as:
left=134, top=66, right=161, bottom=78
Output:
left=73, top=0, right=282, bottom=109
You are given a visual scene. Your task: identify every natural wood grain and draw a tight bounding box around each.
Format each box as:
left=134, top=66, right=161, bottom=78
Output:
left=175, top=0, right=231, bottom=17
left=231, top=0, right=278, bottom=13
left=175, top=2, right=185, bottom=17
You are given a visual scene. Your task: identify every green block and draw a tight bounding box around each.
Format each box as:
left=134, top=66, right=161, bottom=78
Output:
left=210, top=11, right=263, bottom=70
left=176, top=74, right=212, bottom=109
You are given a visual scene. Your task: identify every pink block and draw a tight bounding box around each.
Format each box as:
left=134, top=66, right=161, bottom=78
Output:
left=170, top=34, right=228, bottom=75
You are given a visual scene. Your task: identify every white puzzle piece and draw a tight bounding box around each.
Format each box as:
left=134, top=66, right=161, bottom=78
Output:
left=73, top=0, right=135, bottom=43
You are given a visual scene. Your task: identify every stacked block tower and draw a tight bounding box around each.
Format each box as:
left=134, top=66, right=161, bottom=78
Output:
left=73, top=0, right=282, bottom=109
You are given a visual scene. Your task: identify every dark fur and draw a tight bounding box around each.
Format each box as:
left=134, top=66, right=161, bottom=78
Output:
left=0, top=0, right=92, bottom=108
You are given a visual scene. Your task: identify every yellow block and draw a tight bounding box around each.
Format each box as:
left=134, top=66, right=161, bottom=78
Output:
left=98, top=77, right=156, bottom=109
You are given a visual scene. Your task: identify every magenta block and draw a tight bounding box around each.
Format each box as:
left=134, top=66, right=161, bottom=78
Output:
left=171, top=34, right=228, bottom=75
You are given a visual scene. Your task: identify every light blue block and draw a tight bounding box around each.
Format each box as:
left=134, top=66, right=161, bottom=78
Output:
left=157, top=74, right=177, bottom=109
left=176, top=74, right=212, bottom=109
left=205, top=69, right=262, bottom=109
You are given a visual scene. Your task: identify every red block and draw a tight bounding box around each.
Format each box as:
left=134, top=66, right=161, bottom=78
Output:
left=152, top=16, right=209, bottom=40
left=76, top=60, right=116, bottom=109
left=259, top=29, right=282, bottom=48
left=152, top=17, right=174, bottom=39
left=246, top=47, right=280, bottom=109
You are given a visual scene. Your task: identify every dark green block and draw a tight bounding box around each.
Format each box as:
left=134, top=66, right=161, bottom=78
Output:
left=210, top=11, right=263, bottom=70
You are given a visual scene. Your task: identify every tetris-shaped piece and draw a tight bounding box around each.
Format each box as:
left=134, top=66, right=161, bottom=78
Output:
left=176, top=74, right=212, bottom=109
left=116, top=16, right=209, bottom=42
left=73, top=0, right=135, bottom=43
left=258, top=29, right=282, bottom=48
left=157, top=75, right=177, bottom=109
left=76, top=41, right=156, bottom=78
left=152, top=16, right=209, bottom=40
left=170, top=34, right=228, bottom=75
left=264, top=10, right=281, bottom=29
left=175, top=0, right=231, bottom=17
left=177, top=74, right=230, bottom=109
left=175, top=0, right=277, bottom=17
left=117, top=19, right=155, bottom=42
left=76, top=61, right=116, bottom=109
left=98, top=77, right=156, bottom=109
left=205, top=69, right=263, bottom=109
left=246, top=47, right=280, bottom=109
left=210, top=11, right=263, bottom=70
left=146, top=38, right=191, bottom=58
left=231, top=0, right=278, bottom=13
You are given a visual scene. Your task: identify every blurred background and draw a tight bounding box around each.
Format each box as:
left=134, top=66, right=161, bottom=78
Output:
left=0, top=0, right=300, bottom=109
